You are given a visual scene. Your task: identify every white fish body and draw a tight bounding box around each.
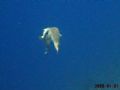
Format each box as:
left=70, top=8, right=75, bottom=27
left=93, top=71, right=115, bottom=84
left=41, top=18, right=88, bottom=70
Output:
left=40, top=27, right=62, bottom=54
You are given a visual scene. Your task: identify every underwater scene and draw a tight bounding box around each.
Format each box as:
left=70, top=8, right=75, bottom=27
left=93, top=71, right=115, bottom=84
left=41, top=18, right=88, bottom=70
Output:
left=0, top=0, right=120, bottom=90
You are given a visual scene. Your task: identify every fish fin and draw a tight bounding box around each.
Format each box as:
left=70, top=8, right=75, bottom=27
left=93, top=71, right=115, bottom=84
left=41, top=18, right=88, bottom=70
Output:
left=38, top=35, right=44, bottom=40
left=54, top=42, right=59, bottom=53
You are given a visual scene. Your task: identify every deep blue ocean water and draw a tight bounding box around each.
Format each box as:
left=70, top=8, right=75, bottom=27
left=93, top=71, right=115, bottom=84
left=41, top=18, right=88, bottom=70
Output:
left=0, top=0, right=120, bottom=90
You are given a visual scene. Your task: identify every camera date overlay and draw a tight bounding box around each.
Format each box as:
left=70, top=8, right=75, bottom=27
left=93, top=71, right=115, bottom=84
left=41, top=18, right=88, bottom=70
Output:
left=95, top=83, right=119, bottom=89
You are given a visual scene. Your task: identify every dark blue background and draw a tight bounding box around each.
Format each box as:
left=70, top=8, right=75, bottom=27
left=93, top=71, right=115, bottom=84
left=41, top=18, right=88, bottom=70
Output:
left=0, top=0, right=120, bottom=90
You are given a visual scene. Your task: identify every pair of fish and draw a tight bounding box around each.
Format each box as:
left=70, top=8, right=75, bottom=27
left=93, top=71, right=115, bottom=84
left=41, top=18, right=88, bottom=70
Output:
left=39, top=27, right=62, bottom=54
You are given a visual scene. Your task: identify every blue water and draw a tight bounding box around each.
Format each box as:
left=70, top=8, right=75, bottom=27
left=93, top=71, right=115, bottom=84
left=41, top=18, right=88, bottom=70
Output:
left=0, top=0, right=120, bottom=90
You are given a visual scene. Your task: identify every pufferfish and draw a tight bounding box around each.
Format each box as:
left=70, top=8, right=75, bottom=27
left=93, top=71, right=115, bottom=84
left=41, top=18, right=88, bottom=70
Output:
left=39, top=27, right=62, bottom=54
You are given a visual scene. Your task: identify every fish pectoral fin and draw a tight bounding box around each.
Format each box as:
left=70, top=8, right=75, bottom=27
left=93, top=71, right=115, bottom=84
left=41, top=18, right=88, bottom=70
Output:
left=41, top=35, right=44, bottom=39
left=38, top=35, right=43, bottom=40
